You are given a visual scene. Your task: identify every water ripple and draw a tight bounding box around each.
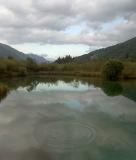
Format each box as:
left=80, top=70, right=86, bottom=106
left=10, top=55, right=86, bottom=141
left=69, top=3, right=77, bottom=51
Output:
left=35, top=121, right=96, bottom=151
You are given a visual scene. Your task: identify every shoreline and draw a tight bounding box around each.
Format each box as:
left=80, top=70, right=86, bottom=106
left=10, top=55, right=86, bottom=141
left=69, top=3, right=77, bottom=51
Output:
left=1, top=71, right=136, bottom=80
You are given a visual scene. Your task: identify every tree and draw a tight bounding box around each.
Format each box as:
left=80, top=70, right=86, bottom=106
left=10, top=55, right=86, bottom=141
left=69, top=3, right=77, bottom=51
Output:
left=55, top=55, right=73, bottom=64
left=18, top=67, right=27, bottom=76
left=102, top=60, right=124, bottom=80
left=6, top=59, right=19, bottom=72
left=26, top=58, right=39, bottom=72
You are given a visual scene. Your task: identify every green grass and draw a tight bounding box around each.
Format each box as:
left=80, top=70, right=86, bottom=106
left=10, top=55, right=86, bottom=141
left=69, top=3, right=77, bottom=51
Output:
left=122, top=61, right=136, bottom=79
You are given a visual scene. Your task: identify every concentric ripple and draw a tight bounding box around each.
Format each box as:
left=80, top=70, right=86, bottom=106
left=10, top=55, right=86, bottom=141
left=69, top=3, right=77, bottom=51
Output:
left=35, top=121, right=96, bottom=151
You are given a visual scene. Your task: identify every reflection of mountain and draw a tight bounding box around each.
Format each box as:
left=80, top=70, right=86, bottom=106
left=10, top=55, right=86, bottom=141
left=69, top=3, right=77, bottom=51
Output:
left=91, top=80, right=136, bottom=102
left=0, top=77, right=79, bottom=92
left=0, top=77, right=136, bottom=102
left=122, top=83, right=136, bottom=102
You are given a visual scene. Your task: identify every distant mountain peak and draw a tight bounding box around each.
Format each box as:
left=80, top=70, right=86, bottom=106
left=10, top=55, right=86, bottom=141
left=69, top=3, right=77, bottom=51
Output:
left=27, top=53, right=48, bottom=63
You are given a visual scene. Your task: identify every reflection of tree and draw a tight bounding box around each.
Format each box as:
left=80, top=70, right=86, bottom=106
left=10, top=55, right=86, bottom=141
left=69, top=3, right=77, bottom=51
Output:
left=0, top=84, right=9, bottom=103
left=71, top=80, right=80, bottom=88
left=1, top=76, right=135, bottom=102
left=122, top=81, right=136, bottom=102
left=26, top=81, right=39, bottom=92
left=47, top=81, right=58, bottom=87
left=0, top=77, right=103, bottom=94
left=101, top=81, right=123, bottom=96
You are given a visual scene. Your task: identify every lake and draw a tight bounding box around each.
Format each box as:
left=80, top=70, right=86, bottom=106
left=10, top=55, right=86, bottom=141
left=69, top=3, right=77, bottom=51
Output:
left=0, top=76, right=136, bottom=160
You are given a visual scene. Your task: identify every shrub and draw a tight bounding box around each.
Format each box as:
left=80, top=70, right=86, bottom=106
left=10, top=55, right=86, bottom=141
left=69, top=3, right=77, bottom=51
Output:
left=102, top=60, right=124, bottom=80
left=18, top=67, right=27, bottom=76
left=61, top=65, right=74, bottom=71
left=6, top=59, right=18, bottom=72
left=0, top=84, right=9, bottom=102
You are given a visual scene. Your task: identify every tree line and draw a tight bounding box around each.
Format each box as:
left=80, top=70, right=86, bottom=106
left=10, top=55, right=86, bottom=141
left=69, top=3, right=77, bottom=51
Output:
left=0, top=56, right=136, bottom=80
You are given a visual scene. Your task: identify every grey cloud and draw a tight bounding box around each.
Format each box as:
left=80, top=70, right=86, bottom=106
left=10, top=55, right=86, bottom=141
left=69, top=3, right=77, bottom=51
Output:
left=0, top=27, right=118, bottom=47
left=32, top=0, right=75, bottom=16
left=0, top=0, right=136, bottom=47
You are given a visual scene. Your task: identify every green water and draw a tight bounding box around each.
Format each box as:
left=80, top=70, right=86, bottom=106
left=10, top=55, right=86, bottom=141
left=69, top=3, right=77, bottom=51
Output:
left=0, top=77, right=136, bottom=160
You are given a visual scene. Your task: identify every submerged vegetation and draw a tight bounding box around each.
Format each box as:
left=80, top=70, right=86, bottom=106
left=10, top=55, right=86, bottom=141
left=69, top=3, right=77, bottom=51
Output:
left=0, top=56, right=136, bottom=80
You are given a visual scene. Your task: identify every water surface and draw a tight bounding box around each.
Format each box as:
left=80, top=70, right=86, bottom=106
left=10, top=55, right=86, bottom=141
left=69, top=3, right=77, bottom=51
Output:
left=0, top=77, right=136, bottom=160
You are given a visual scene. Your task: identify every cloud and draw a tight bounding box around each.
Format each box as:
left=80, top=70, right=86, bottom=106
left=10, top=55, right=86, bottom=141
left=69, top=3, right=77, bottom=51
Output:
left=0, top=0, right=136, bottom=47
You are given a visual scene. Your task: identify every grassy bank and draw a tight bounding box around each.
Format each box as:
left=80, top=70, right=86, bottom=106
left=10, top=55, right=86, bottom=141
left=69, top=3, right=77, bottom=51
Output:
left=0, top=58, right=136, bottom=79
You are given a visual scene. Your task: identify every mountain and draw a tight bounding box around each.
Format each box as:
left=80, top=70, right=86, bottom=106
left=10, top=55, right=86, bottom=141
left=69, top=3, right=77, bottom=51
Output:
left=0, top=43, right=47, bottom=63
left=27, top=53, right=48, bottom=63
left=0, top=43, right=27, bottom=60
left=75, top=37, right=136, bottom=62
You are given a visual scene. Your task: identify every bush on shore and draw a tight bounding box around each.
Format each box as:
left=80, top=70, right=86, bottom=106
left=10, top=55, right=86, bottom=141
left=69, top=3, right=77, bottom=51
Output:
left=102, top=60, right=124, bottom=80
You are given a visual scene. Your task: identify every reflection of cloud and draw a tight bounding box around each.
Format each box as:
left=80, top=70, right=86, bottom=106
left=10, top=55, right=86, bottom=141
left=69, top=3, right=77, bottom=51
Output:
left=0, top=148, right=53, bottom=160
left=0, top=86, right=136, bottom=158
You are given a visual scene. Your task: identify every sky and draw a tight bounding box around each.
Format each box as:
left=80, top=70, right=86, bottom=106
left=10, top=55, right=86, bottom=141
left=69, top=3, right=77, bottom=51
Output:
left=0, top=0, right=136, bottom=59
